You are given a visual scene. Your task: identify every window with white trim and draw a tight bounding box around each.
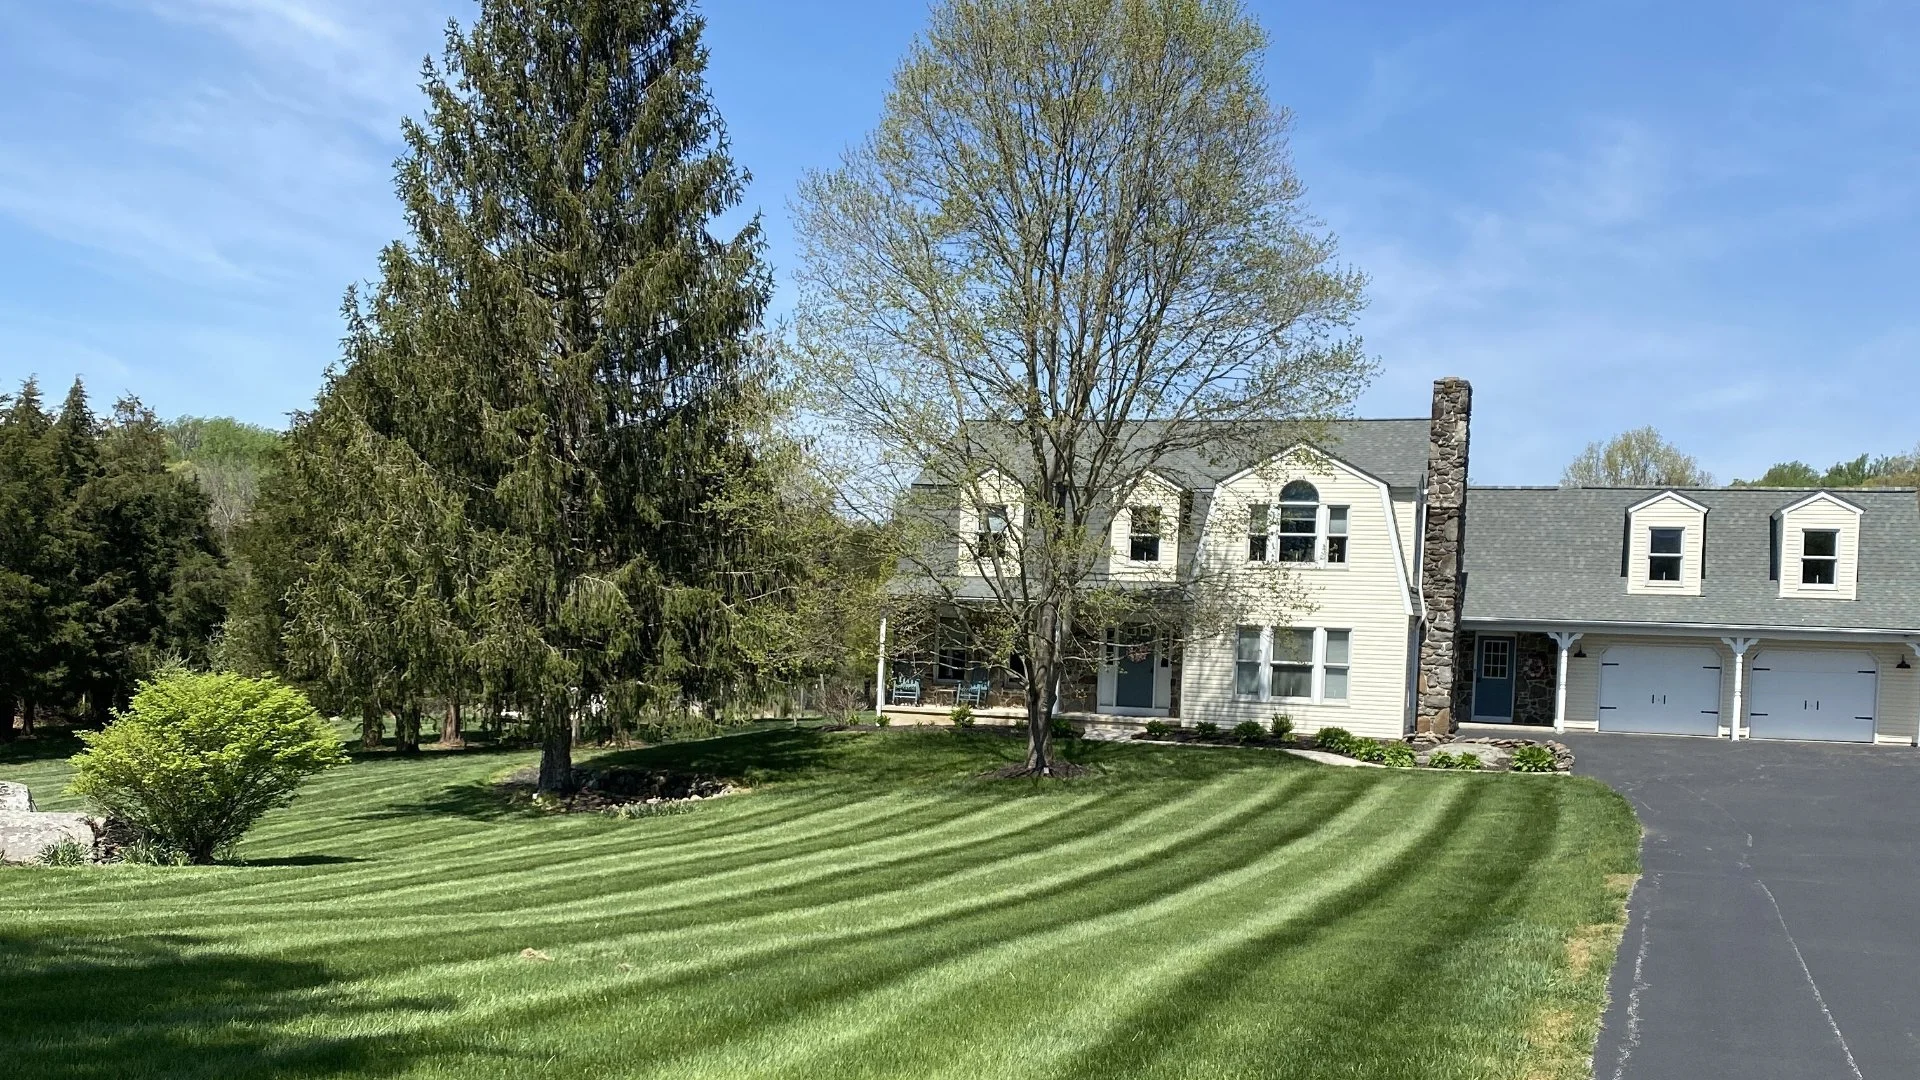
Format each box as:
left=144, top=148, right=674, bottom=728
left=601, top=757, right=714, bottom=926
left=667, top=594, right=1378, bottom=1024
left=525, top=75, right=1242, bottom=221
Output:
left=1648, top=527, right=1682, bottom=582
left=976, top=504, right=1010, bottom=558
left=1246, top=504, right=1269, bottom=562
left=1230, top=626, right=1352, bottom=703
left=1802, top=529, right=1838, bottom=585
left=1325, top=506, right=1349, bottom=564
left=1128, top=505, right=1161, bottom=562
left=1234, top=627, right=1262, bottom=698
left=1277, top=481, right=1317, bottom=562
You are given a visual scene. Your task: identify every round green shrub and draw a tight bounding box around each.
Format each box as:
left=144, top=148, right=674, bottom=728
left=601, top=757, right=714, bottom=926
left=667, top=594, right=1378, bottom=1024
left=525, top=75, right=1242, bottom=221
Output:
left=948, top=704, right=975, bottom=728
left=1510, top=744, right=1558, bottom=772
left=1050, top=716, right=1076, bottom=739
left=69, top=672, right=348, bottom=864
left=1231, top=720, right=1265, bottom=742
left=1378, top=742, right=1416, bottom=768
left=1142, top=719, right=1176, bottom=738
left=1426, top=749, right=1481, bottom=771
left=1193, top=721, right=1221, bottom=739
left=1347, top=739, right=1386, bottom=763
left=1313, top=726, right=1357, bottom=754
left=1268, top=714, right=1295, bottom=740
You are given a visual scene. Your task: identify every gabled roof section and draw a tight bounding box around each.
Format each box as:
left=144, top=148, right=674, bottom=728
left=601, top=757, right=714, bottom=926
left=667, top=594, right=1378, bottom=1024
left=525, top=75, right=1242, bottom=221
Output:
left=1626, top=489, right=1710, bottom=515
left=1461, top=486, right=1920, bottom=632
left=1776, top=490, right=1865, bottom=517
left=1212, top=441, right=1395, bottom=493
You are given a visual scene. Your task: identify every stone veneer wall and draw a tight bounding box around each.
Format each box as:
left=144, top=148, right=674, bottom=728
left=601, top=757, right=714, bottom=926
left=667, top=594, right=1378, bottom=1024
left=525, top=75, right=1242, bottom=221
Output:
left=1454, top=629, right=1559, bottom=726
left=1415, top=378, right=1472, bottom=735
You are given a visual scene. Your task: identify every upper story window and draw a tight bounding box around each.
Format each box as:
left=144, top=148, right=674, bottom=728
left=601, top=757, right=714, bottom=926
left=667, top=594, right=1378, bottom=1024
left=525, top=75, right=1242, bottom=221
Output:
left=976, top=504, right=1010, bottom=559
left=1247, top=504, right=1269, bottom=561
left=1326, top=506, right=1349, bottom=564
left=1128, top=506, right=1162, bottom=562
left=1648, top=527, right=1683, bottom=581
left=1277, top=481, right=1318, bottom=562
left=1802, top=529, right=1838, bottom=585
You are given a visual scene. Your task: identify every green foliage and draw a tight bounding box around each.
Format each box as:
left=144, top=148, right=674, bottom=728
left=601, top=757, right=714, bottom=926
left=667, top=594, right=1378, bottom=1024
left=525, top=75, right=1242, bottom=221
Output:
left=1735, top=449, right=1920, bottom=490
left=1269, top=714, right=1295, bottom=740
left=164, top=416, right=282, bottom=549
left=1193, top=721, right=1221, bottom=739
left=1050, top=716, right=1076, bottom=740
left=1561, top=427, right=1711, bottom=488
left=1426, top=750, right=1482, bottom=771
left=1347, top=740, right=1387, bottom=764
left=114, top=838, right=189, bottom=866
left=1510, top=745, right=1559, bottom=773
left=1314, top=726, right=1357, bottom=754
left=1142, top=719, right=1176, bottom=738
left=948, top=704, right=975, bottom=728
left=874, top=714, right=892, bottom=728
left=1231, top=720, right=1265, bottom=742
left=68, top=672, right=347, bottom=863
left=36, top=839, right=90, bottom=866
left=1378, top=742, right=1416, bottom=768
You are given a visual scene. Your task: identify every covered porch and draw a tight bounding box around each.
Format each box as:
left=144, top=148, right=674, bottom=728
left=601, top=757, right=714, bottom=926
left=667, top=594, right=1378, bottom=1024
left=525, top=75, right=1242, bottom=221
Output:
left=874, top=613, right=1181, bottom=722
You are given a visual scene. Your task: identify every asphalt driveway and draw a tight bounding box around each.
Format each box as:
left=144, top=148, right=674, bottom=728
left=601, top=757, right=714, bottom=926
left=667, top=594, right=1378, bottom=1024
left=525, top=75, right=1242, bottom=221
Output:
left=1563, top=732, right=1920, bottom=1079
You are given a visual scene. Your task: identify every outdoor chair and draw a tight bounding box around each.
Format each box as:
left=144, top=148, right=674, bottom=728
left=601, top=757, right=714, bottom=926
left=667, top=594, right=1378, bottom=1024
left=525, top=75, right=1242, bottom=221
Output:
left=890, top=678, right=921, bottom=705
left=955, top=680, right=991, bottom=707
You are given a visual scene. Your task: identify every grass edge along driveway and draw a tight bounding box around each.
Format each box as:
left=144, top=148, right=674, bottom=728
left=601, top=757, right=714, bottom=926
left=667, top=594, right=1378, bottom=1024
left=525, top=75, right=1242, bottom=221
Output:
left=0, top=728, right=1639, bottom=1080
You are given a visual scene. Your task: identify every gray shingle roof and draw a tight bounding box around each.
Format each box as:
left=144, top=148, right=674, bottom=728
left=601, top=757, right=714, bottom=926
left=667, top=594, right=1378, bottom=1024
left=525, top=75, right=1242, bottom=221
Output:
left=1462, top=487, right=1920, bottom=633
left=912, top=418, right=1434, bottom=492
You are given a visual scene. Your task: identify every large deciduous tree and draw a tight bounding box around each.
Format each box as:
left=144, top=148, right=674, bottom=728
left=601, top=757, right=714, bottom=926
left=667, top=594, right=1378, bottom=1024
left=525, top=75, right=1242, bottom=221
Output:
left=273, top=0, right=788, bottom=790
left=1561, top=427, right=1713, bottom=488
left=789, top=0, right=1373, bottom=774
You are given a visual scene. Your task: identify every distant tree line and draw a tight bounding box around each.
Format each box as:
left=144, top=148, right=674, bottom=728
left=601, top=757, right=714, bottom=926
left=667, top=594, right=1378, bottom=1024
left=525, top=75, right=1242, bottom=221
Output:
left=1564, top=427, right=1918, bottom=490
left=0, top=379, right=229, bottom=735
left=1732, top=451, right=1920, bottom=489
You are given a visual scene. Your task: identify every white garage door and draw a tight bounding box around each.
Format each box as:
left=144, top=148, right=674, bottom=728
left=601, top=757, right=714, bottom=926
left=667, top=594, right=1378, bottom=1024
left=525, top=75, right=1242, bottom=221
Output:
left=1599, top=645, right=1723, bottom=736
left=1748, top=650, right=1876, bottom=743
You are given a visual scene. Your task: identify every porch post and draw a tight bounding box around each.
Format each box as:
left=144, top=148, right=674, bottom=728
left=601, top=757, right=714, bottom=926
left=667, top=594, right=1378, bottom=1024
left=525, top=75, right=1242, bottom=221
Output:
left=1549, top=632, right=1582, bottom=734
left=1721, top=636, right=1760, bottom=740
left=875, top=617, right=888, bottom=718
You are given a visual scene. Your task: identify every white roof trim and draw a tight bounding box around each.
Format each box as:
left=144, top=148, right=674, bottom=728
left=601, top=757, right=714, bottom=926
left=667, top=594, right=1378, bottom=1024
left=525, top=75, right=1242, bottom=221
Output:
left=1625, top=489, right=1711, bottom=515
left=1777, top=490, right=1865, bottom=517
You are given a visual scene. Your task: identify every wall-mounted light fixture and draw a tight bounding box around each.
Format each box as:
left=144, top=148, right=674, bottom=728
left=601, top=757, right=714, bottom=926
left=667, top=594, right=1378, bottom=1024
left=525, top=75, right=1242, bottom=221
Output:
left=1573, top=646, right=1587, bottom=658
left=1899, top=656, right=1912, bottom=670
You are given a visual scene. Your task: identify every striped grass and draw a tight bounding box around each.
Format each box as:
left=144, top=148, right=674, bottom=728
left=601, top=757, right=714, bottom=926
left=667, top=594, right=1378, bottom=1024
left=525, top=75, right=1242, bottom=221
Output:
left=0, top=727, right=1638, bottom=1079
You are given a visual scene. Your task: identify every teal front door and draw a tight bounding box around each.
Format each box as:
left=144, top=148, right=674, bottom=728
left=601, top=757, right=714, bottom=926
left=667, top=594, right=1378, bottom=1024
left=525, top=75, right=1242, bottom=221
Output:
left=1115, top=629, right=1156, bottom=709
left=1472, top=636, right=1515, bottom=721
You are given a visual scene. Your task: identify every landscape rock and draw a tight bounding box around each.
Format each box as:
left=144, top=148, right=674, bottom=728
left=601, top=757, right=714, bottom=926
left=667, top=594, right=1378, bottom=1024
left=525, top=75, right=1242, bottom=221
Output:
left=0, top=781, right=34, bottom=812
left=0, top=810, right=98, bottom=864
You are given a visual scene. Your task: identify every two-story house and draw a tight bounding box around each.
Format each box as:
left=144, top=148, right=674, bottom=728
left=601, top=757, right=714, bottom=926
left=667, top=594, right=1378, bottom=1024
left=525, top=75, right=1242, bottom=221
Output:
left=881, top=378, right=1920, bottom=745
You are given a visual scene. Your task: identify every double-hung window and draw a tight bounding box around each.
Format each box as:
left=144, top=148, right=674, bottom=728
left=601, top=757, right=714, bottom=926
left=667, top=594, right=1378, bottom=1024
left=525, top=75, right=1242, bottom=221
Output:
left=1232, top=627, right=1351, bottom=703
left=1234, top=627, right=1262, bottom=698
left=1277, top=481, right=1318, bottom=562
left=976, top=504, right=1010, bottom=559
left=1648, top=527, right=1683, bottom=582
left=1246, top=504, right=1269, bottom=562
left=1129, top=506, right=1161, bottom=562
left=1270, top=628, right=1315, bottom=699
left=1325, top=507, right=1349, bottom=564
left=1802, top=529, right=1838, bottom=585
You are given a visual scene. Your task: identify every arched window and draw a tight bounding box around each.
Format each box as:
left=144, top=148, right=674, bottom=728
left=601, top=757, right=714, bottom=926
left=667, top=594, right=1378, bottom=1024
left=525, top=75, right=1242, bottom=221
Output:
left=1277, top=482, right=1318, bottom=562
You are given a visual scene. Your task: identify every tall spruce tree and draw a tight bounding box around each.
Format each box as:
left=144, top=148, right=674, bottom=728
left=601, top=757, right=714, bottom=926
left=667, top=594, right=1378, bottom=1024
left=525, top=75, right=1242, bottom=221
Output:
left=0, top=380, right=60, bottom=736
left=280, top=0, right=776, bottom=789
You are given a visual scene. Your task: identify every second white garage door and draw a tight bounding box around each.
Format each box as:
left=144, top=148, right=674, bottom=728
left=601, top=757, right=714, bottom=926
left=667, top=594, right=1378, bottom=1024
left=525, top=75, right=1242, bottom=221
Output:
left=1748, top=650, right=1877, bottom=743
left=1598, top=645, right=1723, bottom=736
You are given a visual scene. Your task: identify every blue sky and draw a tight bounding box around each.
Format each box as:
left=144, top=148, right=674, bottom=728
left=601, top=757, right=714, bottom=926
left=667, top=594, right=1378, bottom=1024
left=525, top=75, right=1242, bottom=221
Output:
left=1, top=1, right=1915, bottom=484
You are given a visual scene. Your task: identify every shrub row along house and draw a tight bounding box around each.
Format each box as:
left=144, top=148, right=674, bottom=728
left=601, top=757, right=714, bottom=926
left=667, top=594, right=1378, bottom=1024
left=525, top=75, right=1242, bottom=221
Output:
left=880, top=378, right=1920, bottom=745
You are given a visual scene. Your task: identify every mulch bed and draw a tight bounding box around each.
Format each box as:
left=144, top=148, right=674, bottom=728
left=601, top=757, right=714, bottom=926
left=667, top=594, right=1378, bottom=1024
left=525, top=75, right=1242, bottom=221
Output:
left=981, top=760, right=1094, bottom=780
left=499, top=764, right=738, bottom=813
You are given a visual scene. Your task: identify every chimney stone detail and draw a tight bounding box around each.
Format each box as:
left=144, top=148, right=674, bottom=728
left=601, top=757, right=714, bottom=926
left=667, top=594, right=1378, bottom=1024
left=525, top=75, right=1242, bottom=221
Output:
left=1416, top=378, right=1472, bottom=736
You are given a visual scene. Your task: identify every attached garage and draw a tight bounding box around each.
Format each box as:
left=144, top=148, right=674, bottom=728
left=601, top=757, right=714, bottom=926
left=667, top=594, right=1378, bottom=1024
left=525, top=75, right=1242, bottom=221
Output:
left=1598, top=645, right=1723, bottom=736
left=1748, top=650, right=1877, bottom=743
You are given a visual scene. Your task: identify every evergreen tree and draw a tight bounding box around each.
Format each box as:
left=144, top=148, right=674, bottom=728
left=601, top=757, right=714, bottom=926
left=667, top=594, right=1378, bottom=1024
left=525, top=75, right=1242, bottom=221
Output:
left=0, top=380, right=60, bottom=736
left=278, top=0, right=784, bottom=789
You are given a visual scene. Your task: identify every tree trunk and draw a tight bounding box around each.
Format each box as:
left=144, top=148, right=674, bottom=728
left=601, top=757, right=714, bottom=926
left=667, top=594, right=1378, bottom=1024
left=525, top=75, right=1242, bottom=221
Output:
left=537, top=703, right=573, bottom=795
left=361, top=706, right=384, bottom=749
left=0, top=697, right=15, bottom=741
left=22, top=699, right=35, bottom=737
left=439, top=698, right=465, bottom=749
left=397, top=702, right=421, bottom=754
left=1022, top=599, right=1066, bottom=774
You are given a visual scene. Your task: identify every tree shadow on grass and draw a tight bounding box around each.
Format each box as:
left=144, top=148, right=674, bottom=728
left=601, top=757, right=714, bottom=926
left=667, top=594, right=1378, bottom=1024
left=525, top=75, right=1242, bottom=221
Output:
left=239, top=855, right=371, bottom=867
left=0, top=931, right=488, bottom=1079
left=0, top=730, right=86, bottom=766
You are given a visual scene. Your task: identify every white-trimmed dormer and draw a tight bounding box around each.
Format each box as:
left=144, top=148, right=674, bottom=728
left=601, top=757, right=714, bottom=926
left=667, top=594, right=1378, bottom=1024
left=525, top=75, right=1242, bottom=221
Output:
left=1775, top=491, right=1862, bottom=601
left=957, top=468, right=1022, bottom=575
left=1109, top=470, right=1182, bottom=582
left=1624, top=491, right=1707, bottom=597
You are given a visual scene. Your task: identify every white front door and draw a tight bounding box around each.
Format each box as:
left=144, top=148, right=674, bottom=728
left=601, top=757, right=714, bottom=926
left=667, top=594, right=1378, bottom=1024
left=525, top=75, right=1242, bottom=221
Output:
left=1598, top=645, right=1722, bottom=736
left=1748, top=650, right=1876, bottom=743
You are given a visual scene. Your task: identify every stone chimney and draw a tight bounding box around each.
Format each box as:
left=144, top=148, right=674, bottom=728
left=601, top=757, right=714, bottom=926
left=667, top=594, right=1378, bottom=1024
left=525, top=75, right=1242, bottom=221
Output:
left=1416, top=377, right=1472, bottom=737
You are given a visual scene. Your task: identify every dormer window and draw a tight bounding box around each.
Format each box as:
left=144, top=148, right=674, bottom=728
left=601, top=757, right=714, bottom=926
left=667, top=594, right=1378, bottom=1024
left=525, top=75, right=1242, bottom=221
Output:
left=1277, top=481, right=1317, bottom=562
left=977, top=504, right=1010, bottom=558
left=1648, top=527, right=1683, bottom=581
left=1801, top=529, right=1838, bottom=586
left=1128, top=506, right=1161, bottom=562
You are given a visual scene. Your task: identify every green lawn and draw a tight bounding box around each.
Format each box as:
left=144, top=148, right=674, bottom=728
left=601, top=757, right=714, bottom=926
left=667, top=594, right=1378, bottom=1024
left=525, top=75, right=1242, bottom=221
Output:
left=0, top=728, right=1638, bottom=1080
